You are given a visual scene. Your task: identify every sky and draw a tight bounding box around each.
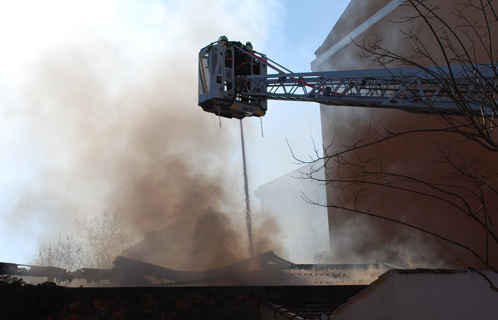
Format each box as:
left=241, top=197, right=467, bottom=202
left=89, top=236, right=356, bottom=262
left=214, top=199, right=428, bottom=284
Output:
left=0, top=0, right=351, bottom=265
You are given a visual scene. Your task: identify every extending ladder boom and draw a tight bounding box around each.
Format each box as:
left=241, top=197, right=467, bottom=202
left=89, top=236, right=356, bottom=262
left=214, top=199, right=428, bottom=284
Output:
left=198, top=38, right=496, bottom=119
left=243, top=65, right=495, bottom=115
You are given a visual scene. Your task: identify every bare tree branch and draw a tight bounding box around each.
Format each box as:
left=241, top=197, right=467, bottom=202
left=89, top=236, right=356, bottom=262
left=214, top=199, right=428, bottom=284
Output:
left=299, top=0, right=498, bottom=271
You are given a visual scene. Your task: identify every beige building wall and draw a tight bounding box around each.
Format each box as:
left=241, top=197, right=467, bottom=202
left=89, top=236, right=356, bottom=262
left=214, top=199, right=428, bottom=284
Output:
left=313, top=0, right=498, bottom=268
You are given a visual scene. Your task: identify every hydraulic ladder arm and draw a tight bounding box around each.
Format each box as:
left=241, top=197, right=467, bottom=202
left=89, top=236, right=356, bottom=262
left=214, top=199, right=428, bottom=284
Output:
left=198, top=38, right=497, bottom=119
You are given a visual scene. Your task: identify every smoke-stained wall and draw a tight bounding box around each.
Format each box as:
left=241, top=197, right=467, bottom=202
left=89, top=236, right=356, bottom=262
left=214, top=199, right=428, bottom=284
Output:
left=314, top=0, right=498, bottom=268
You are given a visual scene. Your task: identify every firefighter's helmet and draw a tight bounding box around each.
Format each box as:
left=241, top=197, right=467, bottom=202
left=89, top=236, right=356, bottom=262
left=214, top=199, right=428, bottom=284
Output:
left=219, top=35, right=228, bottom=43
left=245, top=41, right=253, bottom=51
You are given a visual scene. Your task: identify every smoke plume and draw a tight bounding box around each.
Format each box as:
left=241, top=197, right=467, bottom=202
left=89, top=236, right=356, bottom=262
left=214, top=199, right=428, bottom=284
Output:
left=3, top=0, right=286, bottom=269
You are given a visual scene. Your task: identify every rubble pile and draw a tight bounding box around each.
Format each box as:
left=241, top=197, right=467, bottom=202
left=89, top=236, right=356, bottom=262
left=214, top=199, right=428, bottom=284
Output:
left=0, top=253, right=380, bottom=319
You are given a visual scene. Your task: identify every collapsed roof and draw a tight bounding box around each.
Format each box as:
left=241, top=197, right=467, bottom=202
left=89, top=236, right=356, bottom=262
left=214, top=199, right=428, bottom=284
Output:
left=1, top=251, right=391, bottom=286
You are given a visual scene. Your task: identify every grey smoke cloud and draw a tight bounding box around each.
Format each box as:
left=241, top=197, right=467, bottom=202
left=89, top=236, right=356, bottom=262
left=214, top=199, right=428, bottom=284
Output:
left=1, top=0, right=287, bottom=267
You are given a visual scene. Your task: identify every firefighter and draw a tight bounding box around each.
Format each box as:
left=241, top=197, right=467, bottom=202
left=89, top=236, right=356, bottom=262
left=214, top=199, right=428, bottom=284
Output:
left=246, top=41, right=261, bottom=75
left=245, top=41, right=253, bottom=51
left=235, top=41, right=254, bottom=103
left=236, top=42, right=251, bottom=76
left=219, top=35, right=233, bottom=68
left=219, top=36, right=235, bottom=92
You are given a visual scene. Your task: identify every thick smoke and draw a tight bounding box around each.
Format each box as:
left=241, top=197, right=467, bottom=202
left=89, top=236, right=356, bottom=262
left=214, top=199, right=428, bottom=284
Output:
left=3, top=0, right=286, bottom=270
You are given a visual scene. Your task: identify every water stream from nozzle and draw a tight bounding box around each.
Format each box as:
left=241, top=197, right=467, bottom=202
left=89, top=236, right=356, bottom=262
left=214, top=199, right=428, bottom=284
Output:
left=240, top=119, right=254, bottom=257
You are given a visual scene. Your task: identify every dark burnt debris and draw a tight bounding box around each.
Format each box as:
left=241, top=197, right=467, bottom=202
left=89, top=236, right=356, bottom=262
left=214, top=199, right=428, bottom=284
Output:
left=0, top=252, right=376, bottom=319
left=0, top=251, right=389, bottom=286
